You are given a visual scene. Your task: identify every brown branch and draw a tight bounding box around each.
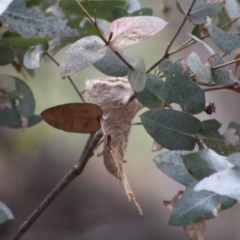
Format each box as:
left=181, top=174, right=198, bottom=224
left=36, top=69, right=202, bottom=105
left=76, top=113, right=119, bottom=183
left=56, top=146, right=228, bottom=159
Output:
left=45, top=52, right=85, bottom=102
left=204, top=83, right=238, bottom=92
left=211, top=57, right=240, bottom=70
left=11, top=131, right=103, bottom=240
left=146, top=0, right=197, bottom=73
left=75, top=0, right=133, bottom=70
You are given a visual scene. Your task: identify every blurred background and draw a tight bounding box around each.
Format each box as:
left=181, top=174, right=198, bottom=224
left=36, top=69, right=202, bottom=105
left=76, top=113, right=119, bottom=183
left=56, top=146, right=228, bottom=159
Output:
left=1, top=0, right=240, bottom=239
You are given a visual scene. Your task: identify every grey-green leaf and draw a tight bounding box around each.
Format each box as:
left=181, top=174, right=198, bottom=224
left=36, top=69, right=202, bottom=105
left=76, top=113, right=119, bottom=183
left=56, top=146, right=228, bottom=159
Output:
left=228, top=153, right=240, bottom=167
left=93, top=50, right=134, bottom=77
left=182, top=149, right=232, bottom=181
left=140, top=109, right=201, bottom=150
left=134, top=74, right=164, bottom=108
left=59, top=35, right=106, bottom=77
left=200, top=120, right=240, bottom=155
left=0, top=201, right=14, bottom=224
left=128, top=57, right=146, bottom=92
left=158, top=59, right=173, bottom=74
left=187, top=52, right=212, bottom=83
left=207, top=17, right=240, bottom=54
left=217, top=9, right=231, bottom=31
left=0, top=75, right=41, bottom=128
left=170, top=182, right=236, bottom=226
left=0, top=46, right=15, bottom=65
left=164, top=59, right=205, bottom=114
left=195, top=167, right=240, bottom=202
left=225, top=0, right=240, bottom=27
left=3, top=0, right=78, bottom=37
left=154, top=150, right=195, bottom=186
left=183, top=0, right=223, bottom=24
left=208, top=54, right=235, bottom=85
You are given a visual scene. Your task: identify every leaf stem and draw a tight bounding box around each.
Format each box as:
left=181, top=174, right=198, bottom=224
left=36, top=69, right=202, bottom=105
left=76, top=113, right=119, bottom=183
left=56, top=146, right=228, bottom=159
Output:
left=11, top=131, right=103, bottom=240
left=146, top=0, right=197, bottom=73
left=75, top=0, right=133, bottom=70
left=196, top=135, right=208, bottom=150
left=45, top=52, right=85, bottom=102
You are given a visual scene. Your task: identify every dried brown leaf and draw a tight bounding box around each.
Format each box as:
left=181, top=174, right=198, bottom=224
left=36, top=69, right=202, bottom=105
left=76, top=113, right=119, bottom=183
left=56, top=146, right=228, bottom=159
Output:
left=41, top=103, right=103, bottom=133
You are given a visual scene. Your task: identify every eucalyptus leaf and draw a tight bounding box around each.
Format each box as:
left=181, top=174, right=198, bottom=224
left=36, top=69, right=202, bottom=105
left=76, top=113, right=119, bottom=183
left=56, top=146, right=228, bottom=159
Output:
left=191, top=24, right=204, bottom=39
left=3, top=0, right=78, bottom=37
left=228, top=153, right=240, bottom=167
left=182, top=149, right=232, bottom=181
left=128, top=57, right=146, bottom=92
left=0, top=201, right=14, bottom=224
left=154, top=150, right=195, bottom=186
left=187, top=52, right=212, bottom=83
left=164, top=59, right=205, bottom=114
left=169, top=182, right=236, bottom=226
left=134, top=74, right=164, bottom=108
left=23, top=42, right=49, bottom=69
left=207, top=17, right=240, bottom=54
left=108, top=16, right=168, bottom=50
left=217, top=9, right=231, bottom=31
left=93, top=49, right=134, bottom=77
left=59, top=35, right=106, bottom=77
left=158, top=59, right=173, bottom=74
left=140, top=109, right=201, bottom=150
left=200, top=120, right=240, bottom=155
left=208, top=54, right=235, bottom=85
left=182, top=0, right=223, bottom=24
left=225, top=0, right=240, bottom=27
left=0, top=75, right=41, bottom=128
left=176, top=1, right=184, bottom=14
left=195, top=167, right=240, bottom=202
left=188, top=33, right=215, bottom=55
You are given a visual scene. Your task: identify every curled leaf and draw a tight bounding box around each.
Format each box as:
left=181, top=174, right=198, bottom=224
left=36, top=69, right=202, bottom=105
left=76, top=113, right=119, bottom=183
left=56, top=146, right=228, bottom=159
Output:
left=41, top=103, right=103, bottom=133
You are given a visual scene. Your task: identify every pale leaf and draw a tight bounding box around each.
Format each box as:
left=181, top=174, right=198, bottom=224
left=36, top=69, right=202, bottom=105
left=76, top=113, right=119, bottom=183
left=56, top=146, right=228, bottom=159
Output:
left=107, top=16, right=168, bottom=50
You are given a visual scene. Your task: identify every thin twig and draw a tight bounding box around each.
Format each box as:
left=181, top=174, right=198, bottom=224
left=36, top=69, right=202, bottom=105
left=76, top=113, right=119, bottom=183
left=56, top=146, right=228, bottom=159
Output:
left=11, top=131, right=103, bottom=240
left=45, top=52, right=85, bottom=102
left=146, top=0, right=197, bottom=73
left=75, top=0, right=133, bottom=70
left=169, top=16, right=240, bottom=57
left=211, top=57, right=240, bottom=70
left=204, top=83, right=238, bottom=92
